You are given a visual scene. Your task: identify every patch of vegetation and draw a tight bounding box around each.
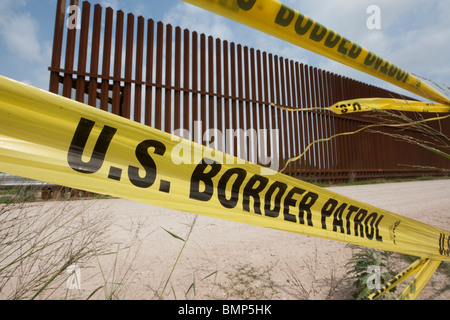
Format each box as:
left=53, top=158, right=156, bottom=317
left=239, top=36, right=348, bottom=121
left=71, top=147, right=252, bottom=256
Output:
left=346, top=244, right=399, bottom=300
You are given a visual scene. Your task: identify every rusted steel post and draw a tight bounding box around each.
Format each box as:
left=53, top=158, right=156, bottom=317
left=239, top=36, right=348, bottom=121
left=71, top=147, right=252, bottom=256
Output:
left=49, top=0, right=66, bottom=94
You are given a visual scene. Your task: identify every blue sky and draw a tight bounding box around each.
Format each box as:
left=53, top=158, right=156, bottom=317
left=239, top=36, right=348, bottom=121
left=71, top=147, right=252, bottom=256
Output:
left=0, top=0, right=449, bottom=101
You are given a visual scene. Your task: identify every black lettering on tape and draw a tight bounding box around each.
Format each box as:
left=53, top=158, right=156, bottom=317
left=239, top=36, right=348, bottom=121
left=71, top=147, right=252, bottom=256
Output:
left=243, top=174, right=269, bottom=214
left=337, top=38, right=350, bottom=56
left=345, top=205, right=359, bottom=235
left=352, top=102, right=362, bottom=112
left=128, top=140, right=166, bottom=189
left=439, top=233, right=446, bottom=256
left=396, top=70, right=408, bottom=82
left=184, top=156, right=385, bottom=242
left=364, top=52, right=377, bottom=67
left=294, top=13, right=313, bottom=36
left=379, top=61, right=390, bottom=75
left=68, top=118, right=117, bottom=174
left=439, top=233, right=450, bottom=256
left=333, top=203, right=348, bottom=234
left=365, top=53, right=408, bottom=83
left=354, top=209, right=368, bottom=238
left=373, top=56, right=384, bottom=71
left=283, top=187, right=306, bottom=223
left=108, top=166, right=122, bottom=181
left=298, top=192, right=318, bottom=226
left=189, top=158, right=221, bottom=202
left=375, top=215, right=384, bottom=242
left=348, top=43, right=362, bottom=59
left=324, top=31, right=341, bottom=49
left=439, top=234, right=444, bottom=255
left=159, top=180, right=171, bottom=193
left=309, top=23, right=327, bottom=42
left=237, top=0, right=256, bottom=11
left=321, top=199, right=382, bottom=241
left=218, top=168, right=247, bottom=209
left=365, top=212, right=378, bottom=240
left=264, top=181, right=287, bottom=218
left=442, top=234, right=448, bottom=256
left=366, top=212, right=384, bottom=242
left=275, top=4, right=295, bottom=27
left=404, top=72, right=410, bottom=83
left=321, top=198, right=337, bottom=229
left=388, top=65, right=399, bottom=77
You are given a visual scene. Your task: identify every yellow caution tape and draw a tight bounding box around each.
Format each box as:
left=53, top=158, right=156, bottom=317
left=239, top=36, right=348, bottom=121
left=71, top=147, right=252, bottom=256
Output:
left=329, top=98, right=450, bottom=114
left=367, top=258, right=426, bottom=300
left=1, top=75, right=449, bottom=264
left=367, top=257, right=442, bottom=300
left=183, top=0, right=450, bottom=107
left=7, top=0, right=440, bottom=299
left=271, top=98, right=450, bottom=114
left=397, top=259, right=442, bottom=300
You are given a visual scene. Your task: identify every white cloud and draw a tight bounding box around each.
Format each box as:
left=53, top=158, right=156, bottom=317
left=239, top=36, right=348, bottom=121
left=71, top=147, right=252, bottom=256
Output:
left=0, top=13, right=43, bottom=62
left=0, top=0, right=48, bottom=64
left=0, top=0, right=54, bottom=89
left=0, top=0, right=26, bottom=11
left=100, top=0, right=120, bottom=10
left=1, top=0, right=445, bottom=95
left=169, top=0, right=449, bottom=98
left=164, top=2, right=233, bottom=42
left=274, top=0, right=450, bottom=92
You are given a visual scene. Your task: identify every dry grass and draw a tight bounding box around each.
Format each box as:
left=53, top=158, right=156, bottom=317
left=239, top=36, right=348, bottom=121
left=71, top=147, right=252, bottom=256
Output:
left=0, top=199, right=111, bottom=299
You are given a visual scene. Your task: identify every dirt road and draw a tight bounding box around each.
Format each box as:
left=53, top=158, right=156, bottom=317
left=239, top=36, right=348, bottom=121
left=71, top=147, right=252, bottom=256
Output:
left=5, top=179, right=449, bottom=300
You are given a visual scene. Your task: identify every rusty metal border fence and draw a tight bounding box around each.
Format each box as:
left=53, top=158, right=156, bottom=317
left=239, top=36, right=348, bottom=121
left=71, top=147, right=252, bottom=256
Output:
left=48, top=0, right=450, bottom=184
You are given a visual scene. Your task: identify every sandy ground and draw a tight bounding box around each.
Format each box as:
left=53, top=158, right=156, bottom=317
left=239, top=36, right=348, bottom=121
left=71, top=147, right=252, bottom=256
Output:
left=2, top=179, right=449, bottom=300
